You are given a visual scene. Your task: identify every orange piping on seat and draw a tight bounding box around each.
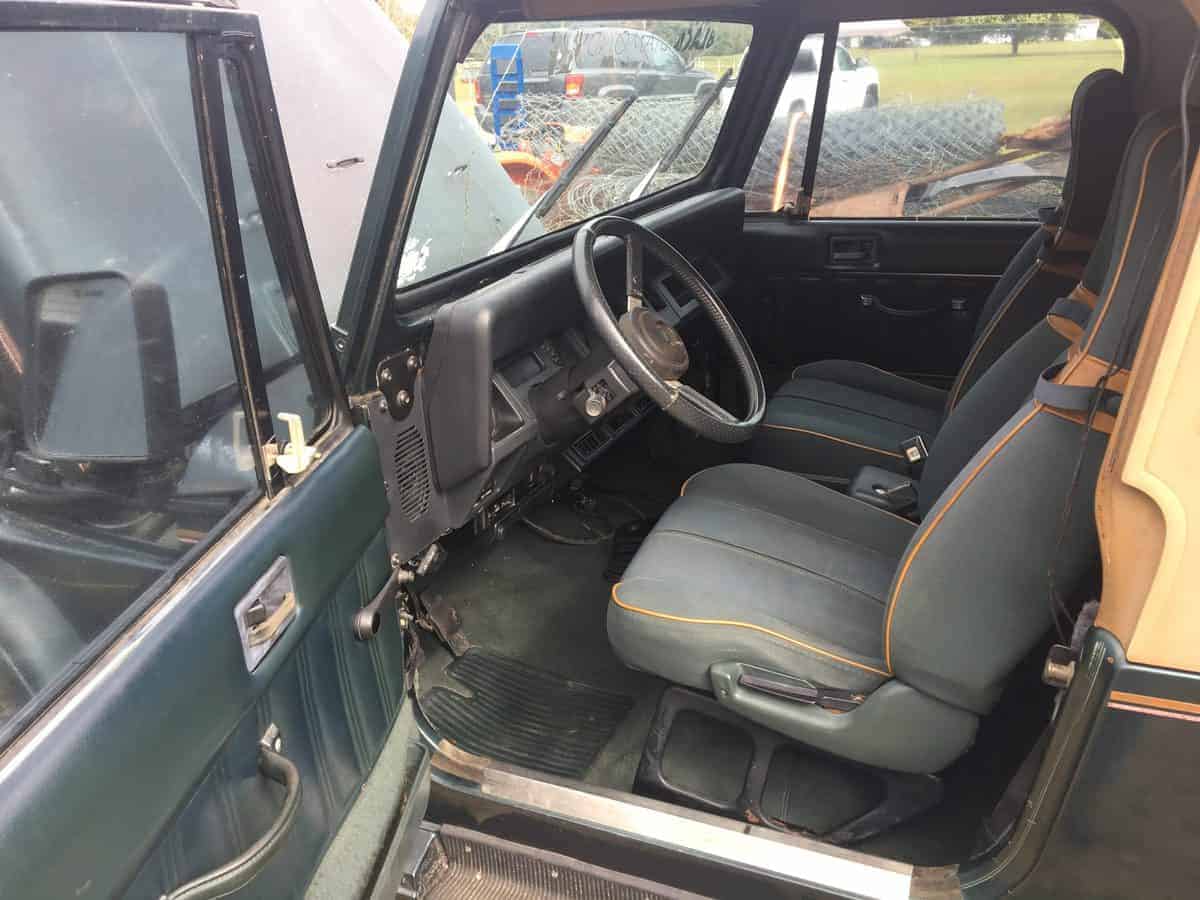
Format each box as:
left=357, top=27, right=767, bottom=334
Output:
left=610, top=583, right=891, bottom=678
left=759, top=423, right=905, bottom=460
left=883, top=404, right=1042, bottom=672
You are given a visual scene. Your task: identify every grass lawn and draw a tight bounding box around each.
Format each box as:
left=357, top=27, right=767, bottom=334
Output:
left=866, top=39, right=1125, bottom=133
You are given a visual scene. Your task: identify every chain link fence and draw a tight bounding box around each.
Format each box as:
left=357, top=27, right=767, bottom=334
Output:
left=495, top=93, right=1064, bottom=224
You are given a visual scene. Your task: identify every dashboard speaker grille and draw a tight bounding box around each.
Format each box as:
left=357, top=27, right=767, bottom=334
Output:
left=393, top=425, right=431, bottom=522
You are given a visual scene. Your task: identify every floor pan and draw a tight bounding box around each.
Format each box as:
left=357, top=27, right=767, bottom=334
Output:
left=421, top=649, right=634, bottom=779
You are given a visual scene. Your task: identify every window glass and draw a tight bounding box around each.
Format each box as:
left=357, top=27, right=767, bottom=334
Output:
left=745, top=15, right=1124, bottom=217
left=0, top=32, right=262, bottom=735
left=219, top=61, right=330, bottom=440
left=401, top=19, right=753, bottom=291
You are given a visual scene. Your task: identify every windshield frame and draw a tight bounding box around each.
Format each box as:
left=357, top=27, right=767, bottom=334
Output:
left=387, top=13, right=758, bottom=308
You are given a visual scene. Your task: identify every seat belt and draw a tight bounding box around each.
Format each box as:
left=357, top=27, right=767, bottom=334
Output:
left=1034, top=363, right=1123, bottom=427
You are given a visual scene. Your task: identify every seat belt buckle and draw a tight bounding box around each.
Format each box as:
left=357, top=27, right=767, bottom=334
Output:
left=900, top=435, right=928, bottom=471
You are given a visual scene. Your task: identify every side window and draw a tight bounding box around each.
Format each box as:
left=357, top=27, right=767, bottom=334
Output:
left=613, top=31, right=646, bottom=70
left=745, top=15, right=1125, bottom=217
left=0, top=32, right=317, bottom=740
left=835, top=46, right=855, bottom=71
left=576, top=30, right=616, bottom=69
left=407, top=19, right=753, bottom=290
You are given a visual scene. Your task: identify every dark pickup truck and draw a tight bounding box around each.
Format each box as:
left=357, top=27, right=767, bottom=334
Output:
left=474, top=25, right=714, bottom=119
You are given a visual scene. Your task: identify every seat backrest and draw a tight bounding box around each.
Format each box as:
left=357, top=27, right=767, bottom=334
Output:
left=918, top=216, right=1116, bottom=514
left=884, top=108, right=1200, bottom=715
left=942, top=69, right=1136, bottom=414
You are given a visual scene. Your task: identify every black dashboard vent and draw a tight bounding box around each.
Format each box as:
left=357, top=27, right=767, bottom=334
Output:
left=393, top=425, right=431, bottom=522
left=564, top=396, right=657, bottom=471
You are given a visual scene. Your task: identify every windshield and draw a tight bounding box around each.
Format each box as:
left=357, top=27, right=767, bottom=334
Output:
left=397, top=19, right=754, bottom=294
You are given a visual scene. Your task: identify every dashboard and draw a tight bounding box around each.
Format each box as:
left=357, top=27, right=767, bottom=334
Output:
left=370, top=188, right=746, bottom=559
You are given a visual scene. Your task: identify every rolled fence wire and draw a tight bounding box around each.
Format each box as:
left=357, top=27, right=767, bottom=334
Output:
left=494, top=93, right=1062, bottom=222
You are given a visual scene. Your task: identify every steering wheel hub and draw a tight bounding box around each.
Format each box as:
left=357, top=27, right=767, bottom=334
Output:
left=572, top=215, right=765, bottom=443
left=618, top=307, right=689, bottom=381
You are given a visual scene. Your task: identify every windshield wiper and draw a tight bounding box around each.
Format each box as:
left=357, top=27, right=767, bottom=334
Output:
left=491, top=94, right=636, bottom=255
left=628, top=68, right=733, bottom=202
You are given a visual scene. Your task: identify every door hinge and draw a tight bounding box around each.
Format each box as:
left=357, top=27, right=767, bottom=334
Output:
left=264, top=412, right=319, bottom=476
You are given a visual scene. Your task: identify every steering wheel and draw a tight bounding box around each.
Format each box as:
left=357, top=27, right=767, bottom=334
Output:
left=572, top=216, right=765, bottom=443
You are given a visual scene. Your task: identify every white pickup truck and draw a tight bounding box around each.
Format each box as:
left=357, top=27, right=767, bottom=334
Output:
left=723, top=36, right=880, bottom=119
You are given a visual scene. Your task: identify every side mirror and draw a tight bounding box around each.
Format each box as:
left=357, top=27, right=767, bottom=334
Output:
left=856, top=56, right=871, bottom=69
left=23, top=273, right=181, bottom=464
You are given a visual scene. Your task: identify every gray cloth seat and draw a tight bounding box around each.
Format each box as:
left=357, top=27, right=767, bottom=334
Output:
left=613, top=464, right=914, bottom=694
left=610, top=108, right=1197, bottom=775
left=751, top=359, right=946, bottom=476
left=751, top=69, right=1135, bottom=482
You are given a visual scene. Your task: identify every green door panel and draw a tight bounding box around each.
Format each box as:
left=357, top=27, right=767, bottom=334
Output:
left=0, top=426, right=406, bottom=899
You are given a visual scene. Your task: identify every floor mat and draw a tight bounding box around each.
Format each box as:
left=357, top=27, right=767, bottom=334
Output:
left=422, top=649, right=635, bottom=779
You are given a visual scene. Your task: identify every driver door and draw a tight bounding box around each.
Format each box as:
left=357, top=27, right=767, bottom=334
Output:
left=0, top=4, right=422, bottom=898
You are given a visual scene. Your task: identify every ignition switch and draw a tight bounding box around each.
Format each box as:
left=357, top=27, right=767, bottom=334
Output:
left=583, top=382, right=611, bottom=418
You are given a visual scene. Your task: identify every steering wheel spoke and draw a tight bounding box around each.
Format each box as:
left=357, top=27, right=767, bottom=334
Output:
left=625, top=234, right=645, bottom=312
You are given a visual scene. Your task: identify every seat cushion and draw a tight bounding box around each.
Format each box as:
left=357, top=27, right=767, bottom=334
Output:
left=609, top=463, right=916, bottom=695
left=751, top=360, right=946, bottom=480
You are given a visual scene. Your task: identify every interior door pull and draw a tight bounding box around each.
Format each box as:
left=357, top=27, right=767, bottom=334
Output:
left=861, top=294, right=946, bottom=319
left=162, top=725, right=301, bottom=900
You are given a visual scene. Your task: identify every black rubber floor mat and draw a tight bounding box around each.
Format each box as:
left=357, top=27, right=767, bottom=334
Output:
left=419, top=826, right=706, bottom=899
left=421, top=650, right=634, bottom=778
left=604, top=519, right=655, bottom=582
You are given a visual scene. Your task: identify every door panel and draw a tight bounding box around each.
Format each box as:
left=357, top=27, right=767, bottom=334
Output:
left=731, top=217, right=1037, bottom=382
left=0, top=428, right=402, bottom=899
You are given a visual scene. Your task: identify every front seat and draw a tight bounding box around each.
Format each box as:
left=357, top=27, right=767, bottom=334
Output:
left=750, top=69, right=1135, bottom=483
left=609, top=109, right=1194, bottom=774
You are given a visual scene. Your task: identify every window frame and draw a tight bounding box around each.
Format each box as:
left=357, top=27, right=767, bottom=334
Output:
left=211, top=51, right=336, bottom=456
left=747, top=5, right=1138, bottom=222
left=0, top=8, right=346, bottom=751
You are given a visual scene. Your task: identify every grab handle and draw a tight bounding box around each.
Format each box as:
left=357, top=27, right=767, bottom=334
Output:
left=161, top=724, right=301, bottom=900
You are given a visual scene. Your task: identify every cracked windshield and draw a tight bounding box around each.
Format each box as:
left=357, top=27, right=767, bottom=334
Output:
left=399, top=18, right=754, bottom=289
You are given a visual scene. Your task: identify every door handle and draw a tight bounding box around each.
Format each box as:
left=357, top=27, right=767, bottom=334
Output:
left=245, top=591, right=296, bottom=647
left=860, top=294, right=946, bottom=319
left=162, top=725, right=301, bottom=900
left=235, top=558, right=297, bottom=671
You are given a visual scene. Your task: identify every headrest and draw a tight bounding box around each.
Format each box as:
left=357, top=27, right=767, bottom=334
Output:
left=1052, top=70, right=1137, bottom=255
left=1074, top=108, right=1200, bottom=375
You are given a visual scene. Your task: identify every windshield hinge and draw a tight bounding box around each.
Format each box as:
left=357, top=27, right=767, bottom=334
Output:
left=787, top=190, right=813, bottom=220
left=265, top=413, right=319, bottom=476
